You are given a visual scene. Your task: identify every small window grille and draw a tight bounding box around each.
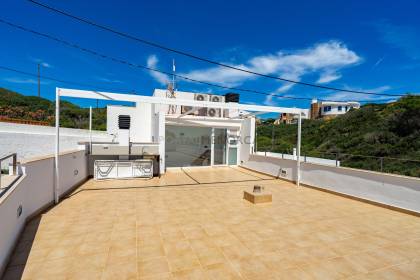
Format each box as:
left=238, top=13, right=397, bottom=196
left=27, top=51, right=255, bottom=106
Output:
left=118, top=115, right=131, bottom=129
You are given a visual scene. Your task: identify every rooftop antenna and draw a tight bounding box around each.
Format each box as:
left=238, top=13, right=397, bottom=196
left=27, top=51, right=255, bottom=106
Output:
left=166, top=59, right=177, bottom=114
left=172, top=58, right=176, bottom=91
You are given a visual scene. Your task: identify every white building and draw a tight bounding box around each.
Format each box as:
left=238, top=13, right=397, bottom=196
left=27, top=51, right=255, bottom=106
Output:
left=311, top=99, right=360, bottom=119
left=105, top=89, right=248, bottom=171
left=274, top=109, right=310, bottom=125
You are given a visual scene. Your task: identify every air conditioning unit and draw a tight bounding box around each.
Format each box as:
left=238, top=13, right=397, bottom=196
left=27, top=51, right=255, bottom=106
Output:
left=195, top=94, right=208, bottom=116
left=209, top=95, right=224, bottom=103
left=207, top=95, right=224, bottom=117
left=181, top=105, right=195, bottom=115
left=207, top=108, right=220, bottom=118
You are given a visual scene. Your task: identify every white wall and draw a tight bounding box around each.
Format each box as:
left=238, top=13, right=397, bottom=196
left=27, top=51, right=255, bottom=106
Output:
left=107, top=104, right=154, bottom=143
left=243, top=154, right=296, bottom=181
left=158, top=111, right=165, bottom=174
left=0, top=123, right=111, bottom=163
left=153, top=89, right=239, bottom=118
left=239, top=117, right=255, bottom=164
left=301, top=163, right=420, bottom=213
left=0, top=150, right=88, bottom=276
left=243, top=154, right=420, bottom=213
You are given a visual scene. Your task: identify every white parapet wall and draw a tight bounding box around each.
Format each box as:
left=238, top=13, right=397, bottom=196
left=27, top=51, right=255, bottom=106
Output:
left=0, top=150, right=88, bottom=276
left=0, top=122, right=111, bottom=163
left=243, top=154, right=420, bottom=214
left=255, top=151, right=340, bottom=167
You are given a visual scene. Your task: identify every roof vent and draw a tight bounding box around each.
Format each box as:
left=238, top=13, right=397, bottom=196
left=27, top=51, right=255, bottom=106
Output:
left=118, top=115, right=131, bottom=129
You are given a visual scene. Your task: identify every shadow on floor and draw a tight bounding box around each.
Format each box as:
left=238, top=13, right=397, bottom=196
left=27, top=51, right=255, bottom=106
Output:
left=2, top=216, right=41, bottom=280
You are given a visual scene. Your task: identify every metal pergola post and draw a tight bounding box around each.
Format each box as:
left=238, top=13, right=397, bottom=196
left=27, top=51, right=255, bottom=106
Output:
left=296, top=113, right=302, bottom=187
left=54, top=88, right=60, bottom=204
left=89, top=106, right=92, bottom=153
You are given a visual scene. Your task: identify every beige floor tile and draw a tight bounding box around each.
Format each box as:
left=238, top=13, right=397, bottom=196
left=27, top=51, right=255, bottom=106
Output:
left=195, top=247, right=226, bottom=266
left=167, top=252, right=201, bottom=272
left=204, top=263, right=242, bottom=280
left=273, top=267, right=313, bottom=280
left=138, top=257, right=170, bottom=278
left=230, top=257, right=270, bottom=279
left=344, top=251, right=391, bottom=272
left=391, top=259, right=420, bottom=279
left=171, top=267, right=207, bottom=280
left=4, top=167, right=420, bottom=279
left=102, top=261, right=137, bottom=280
left=138, top=244, right=166, bottom=261
left=364, top=266, right=414, bottom=280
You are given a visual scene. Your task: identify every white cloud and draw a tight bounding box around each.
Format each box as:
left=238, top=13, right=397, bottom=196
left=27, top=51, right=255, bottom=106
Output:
left=174, top=41, right=361, bottom=106
left=30, top=57, right=53, bottom=68
left=373, top=21, right=420, bottom=60
left=40, top=62, right=52, bottom=68
left=146, top=55, right=170, bottom=85
left=181, top=40, right=361, bottom=90
left=371, top=56, right=385, bottom=70
left=96, top=77, right=123, bottom=83
left=317, top=72, right=342, bottom=84
left=148, top=41, right=362, bottom=105
left=324, top=85, right=392, bottom=101
left=3, top=77, right=49, bottom=85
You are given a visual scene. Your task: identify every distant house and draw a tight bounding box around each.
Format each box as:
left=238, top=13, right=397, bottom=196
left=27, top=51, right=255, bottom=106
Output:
left=274, top=109, right=310, bottom=125
left=310, top=99, right=360, bottom=120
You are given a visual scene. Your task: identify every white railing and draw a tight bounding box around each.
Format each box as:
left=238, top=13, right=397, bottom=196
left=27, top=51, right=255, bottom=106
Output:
left=0, top=153, right=19, bottom=197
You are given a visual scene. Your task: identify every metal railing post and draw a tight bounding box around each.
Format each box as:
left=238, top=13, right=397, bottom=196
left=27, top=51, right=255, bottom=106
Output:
left=380, top=157, right=383, bottom=172
left=12, top=153, right=17, bottom=175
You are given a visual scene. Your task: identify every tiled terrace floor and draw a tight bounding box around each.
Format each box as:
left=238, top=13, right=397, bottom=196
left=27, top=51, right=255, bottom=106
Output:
left=3, top=166, right=420, bottom=280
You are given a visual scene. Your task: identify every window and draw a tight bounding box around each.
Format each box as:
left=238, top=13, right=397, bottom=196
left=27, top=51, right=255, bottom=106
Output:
left=323, top=106, right=328, bottom=112
left=345, top=106, right=348, bottom=111
left=338, top=106, right=342, bottom=111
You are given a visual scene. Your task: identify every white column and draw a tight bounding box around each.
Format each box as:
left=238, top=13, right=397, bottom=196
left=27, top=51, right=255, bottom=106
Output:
left=54, top=88, right=60, bottom=203
left=296, top=113, right=302, bottom=187
left=210, top=128, right=215, bottom=166
left=158, top=109, right=166, bottom=174
left=89, top=106, right=92, bottom=153
left=250, top=117, right=256, bottom=154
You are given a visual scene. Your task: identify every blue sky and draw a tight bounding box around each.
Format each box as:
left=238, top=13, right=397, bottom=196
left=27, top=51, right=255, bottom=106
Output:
left=1, top=0, right=420, bottom=109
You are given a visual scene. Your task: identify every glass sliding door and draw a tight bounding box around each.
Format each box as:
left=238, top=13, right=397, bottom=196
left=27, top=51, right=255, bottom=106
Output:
left=213, top=128, right=227, bottom=165
left=165, top=126, right=211, bottom=167
left=228, top=147, right=238, bottom=165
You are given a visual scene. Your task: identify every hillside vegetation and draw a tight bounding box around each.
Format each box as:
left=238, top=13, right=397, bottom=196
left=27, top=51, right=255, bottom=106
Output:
left=257, top=95, right=420, bottom=177
left=0, top=88, right=107, bottom=130
left=1, top=88, right=419, bottom=176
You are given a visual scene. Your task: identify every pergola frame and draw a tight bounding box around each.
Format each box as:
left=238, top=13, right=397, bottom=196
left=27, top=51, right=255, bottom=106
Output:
left=54, top=87, right=305, bottom=203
